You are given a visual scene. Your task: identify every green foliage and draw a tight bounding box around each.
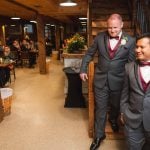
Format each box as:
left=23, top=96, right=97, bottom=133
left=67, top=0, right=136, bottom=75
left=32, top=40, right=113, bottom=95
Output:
left=65, top=33, right=85, bottom=53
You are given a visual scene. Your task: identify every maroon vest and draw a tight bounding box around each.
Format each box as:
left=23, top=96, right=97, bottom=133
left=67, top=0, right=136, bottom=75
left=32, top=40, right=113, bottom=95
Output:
left=139, top=68, right=150, bottom=92
left=108, top=38, right=121, bottom=59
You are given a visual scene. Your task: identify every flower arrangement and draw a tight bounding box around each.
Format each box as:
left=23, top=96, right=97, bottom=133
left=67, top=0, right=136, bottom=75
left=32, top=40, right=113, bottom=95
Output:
left=121, top=36, right=128, bottom=46
left=64, top=33, right=85, bottom=53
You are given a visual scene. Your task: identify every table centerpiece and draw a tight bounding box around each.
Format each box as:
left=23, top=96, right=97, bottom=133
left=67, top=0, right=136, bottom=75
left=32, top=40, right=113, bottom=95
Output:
left=63, top=33, right=86, bottom=53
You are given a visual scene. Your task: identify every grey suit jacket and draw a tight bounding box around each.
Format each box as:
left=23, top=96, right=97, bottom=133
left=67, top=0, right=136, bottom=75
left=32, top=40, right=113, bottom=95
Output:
left=80, top=31, right=135, bottom=90
left=120, top=62, right=150, bottom=131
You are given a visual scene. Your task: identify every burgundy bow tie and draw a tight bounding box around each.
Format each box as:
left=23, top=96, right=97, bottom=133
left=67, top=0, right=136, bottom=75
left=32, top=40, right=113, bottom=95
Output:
left=109, top=36, right=119, bottom=40
left=139, top=61, right=150, bottom=66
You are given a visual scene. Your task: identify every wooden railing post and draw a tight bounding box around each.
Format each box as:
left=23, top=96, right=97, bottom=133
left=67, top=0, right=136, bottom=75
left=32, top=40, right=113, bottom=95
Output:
left=36, top=14, right=46, bottom=74
left=88, top=61, right=95, bottom=138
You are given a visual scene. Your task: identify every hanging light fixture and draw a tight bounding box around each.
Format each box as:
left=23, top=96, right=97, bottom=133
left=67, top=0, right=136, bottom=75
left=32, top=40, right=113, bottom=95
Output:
left=11, top=16, right=20, bottom=20
left=60, top=0, right=77, bottom=6
left=10, top=14, right=21, bottom=20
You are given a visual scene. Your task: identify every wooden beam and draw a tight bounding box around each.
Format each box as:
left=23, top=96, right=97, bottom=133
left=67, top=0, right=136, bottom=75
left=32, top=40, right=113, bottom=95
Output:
left=36, top=14, right=46, bottom=74
left=0, top=0, right=36, bottom=20
left=55, top=25, right=60, bottom=51
left=6, top=0, right=38, bottom=13
left=87, top=0, right=92, bottom=47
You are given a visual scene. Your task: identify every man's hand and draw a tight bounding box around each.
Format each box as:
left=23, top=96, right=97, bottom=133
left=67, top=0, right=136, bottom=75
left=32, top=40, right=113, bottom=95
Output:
left=80, top=73, right=88, bottom=82
left=120, top=113, right=125, bottom=125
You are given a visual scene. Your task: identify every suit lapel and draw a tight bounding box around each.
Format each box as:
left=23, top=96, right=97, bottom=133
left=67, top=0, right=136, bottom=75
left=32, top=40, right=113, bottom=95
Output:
left=134, top=63, right=144, bottom=92
left=103, top=33, right=110, bottom=58
left=146, top=83, right=150, bottom=93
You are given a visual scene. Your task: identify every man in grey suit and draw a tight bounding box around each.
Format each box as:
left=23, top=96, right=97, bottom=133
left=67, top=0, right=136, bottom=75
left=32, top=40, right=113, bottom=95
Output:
left=120, top=33, right=150, bottom=150
left=80, top=13, right=135, bottom=150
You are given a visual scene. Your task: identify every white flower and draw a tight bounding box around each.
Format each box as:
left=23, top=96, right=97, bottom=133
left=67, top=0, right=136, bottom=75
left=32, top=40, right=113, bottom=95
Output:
left=121, top=39, right=127, bottom=45
left=120, top=36, right=128, bottom=46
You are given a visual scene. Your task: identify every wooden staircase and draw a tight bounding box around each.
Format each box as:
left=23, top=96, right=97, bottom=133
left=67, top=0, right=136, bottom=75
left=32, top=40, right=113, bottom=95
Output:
left=91, top=0, right=134, bottom=39
left=87, top=0, right=134, bottom=138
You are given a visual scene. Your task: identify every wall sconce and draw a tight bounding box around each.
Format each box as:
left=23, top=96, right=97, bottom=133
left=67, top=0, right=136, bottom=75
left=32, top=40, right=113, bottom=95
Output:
left=60, top=0, right=77, bottom=6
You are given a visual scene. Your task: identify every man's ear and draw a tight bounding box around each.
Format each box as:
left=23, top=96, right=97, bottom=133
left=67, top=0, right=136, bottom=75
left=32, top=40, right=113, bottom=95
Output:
left=121, top=22, right=124, bottom=28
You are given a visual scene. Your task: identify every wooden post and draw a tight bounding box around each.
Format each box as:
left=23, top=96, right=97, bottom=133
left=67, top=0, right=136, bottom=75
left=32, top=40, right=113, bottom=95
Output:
left=55, top=25, right=60, bottom=50
left=87, top=0, right=93, bottom=47
left=87, top=0, right=94, bottom=138
left=36, top=14, right=46, bottom=74
left=88, top=61, right=95, bottom=138
left=0, top=25, right=6, bottom=45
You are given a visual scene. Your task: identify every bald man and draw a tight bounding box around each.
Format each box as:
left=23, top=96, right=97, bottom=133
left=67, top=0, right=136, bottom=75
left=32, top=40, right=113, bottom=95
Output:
left=80, top=14, right=136, bottom=150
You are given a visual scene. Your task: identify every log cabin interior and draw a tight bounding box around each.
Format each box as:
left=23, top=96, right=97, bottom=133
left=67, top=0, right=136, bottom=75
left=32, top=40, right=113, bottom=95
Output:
left=0, top=0, right=149, bottom=72
left=0, top=0, right=150, bottom=149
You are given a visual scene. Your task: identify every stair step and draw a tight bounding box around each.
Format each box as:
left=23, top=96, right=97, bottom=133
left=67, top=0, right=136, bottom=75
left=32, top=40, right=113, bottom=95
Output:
left=92, top=0, right=127, bottom=4
left=92, top=28, right=134, bottom=36
left=92, top=8, right=129, bottom=15
left=92, top=2, right=128, bottom=8
left=92, top=14, right=131, bottom=21
left=105, top=120, right=124, bottom=140
left=92, top=20, right=132, bottom=28
left=90, top=0, right=134, bottom=41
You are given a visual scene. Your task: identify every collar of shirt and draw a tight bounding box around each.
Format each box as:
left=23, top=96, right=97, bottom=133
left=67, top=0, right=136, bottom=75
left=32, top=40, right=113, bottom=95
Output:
left=109, top=31, right=122, bottom=50
left=140, top=60, right=150, bottom=67
left=109, top=31, right=122, bottom=41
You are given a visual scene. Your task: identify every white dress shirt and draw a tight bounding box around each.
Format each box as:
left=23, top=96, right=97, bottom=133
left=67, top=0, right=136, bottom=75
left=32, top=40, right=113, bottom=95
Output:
left=140, top=61, right=150, bottom=83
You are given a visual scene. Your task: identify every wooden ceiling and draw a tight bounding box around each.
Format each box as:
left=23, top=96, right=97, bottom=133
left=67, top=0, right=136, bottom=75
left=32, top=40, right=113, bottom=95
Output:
left=0, top=0, right=88, bottom=24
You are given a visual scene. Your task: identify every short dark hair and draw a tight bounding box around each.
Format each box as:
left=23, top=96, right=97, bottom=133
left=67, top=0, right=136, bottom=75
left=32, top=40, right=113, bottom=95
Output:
left=136, top=33, right=150, bottom=43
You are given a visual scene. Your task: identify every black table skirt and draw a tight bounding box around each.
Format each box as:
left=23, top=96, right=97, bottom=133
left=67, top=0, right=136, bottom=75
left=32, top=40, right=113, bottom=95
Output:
left=63, top=67, right=86, bottom=108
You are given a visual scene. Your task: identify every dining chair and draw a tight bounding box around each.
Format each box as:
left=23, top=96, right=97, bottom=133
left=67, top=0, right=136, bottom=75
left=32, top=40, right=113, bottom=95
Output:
left=20, top=51, right=29, bottom=67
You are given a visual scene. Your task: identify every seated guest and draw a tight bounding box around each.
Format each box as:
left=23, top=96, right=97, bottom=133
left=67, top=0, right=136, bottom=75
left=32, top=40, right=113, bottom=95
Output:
left=2, top=45, right=15, bottom=86
left=29, top=40, right=37, bottom=65
left=20, top=39, right=35, bottom=68
left=11, top=39, right=22, bottom=65
left=21, top=39, right=30, bottom=52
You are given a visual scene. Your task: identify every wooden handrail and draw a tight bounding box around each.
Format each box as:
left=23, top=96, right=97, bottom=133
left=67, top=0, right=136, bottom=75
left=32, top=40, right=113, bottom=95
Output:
left=88, top=61, right=95, bottom=137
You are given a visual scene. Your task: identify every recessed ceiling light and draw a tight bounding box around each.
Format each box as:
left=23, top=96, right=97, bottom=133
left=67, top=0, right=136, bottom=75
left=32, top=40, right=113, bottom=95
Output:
left=11, top=17, right=21, bottom=20
left=60, top=0, right=77, bottom=6
left=79, top=17, right=87, bottom=20
left=30, top=20, right=37, bottom=23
